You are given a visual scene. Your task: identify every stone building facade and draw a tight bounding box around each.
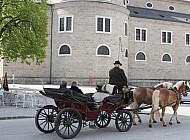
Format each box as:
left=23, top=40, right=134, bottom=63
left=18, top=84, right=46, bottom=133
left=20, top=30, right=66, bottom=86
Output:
left=2, top=0, right=190, bottom=86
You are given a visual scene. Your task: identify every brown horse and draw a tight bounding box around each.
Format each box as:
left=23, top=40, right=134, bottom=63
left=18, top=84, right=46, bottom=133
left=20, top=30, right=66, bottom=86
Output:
left=129, top=82, right=173, bottom=125
left=149, top=81, right=189, bottom=128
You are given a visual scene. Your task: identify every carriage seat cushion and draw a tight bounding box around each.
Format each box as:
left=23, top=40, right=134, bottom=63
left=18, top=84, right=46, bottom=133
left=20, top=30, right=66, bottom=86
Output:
left=101, top=84, right=117, bottom=95
left=103, top=94, right=123, bottom=104
left=92, top=92, right=110, bottom=102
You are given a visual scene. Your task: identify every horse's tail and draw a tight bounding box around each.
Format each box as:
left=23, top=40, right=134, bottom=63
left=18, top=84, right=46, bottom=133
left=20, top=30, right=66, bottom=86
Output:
left=128, top=88, right=138, bottom=109
left=152, top=90, right=160, bottom=120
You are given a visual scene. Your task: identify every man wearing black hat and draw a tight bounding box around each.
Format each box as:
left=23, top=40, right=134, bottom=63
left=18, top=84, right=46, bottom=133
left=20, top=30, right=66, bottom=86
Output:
left=109, top=60, right=128, bottom=93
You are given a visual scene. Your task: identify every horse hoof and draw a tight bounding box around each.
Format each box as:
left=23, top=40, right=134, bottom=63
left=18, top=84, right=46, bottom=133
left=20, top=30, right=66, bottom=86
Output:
left=153, top=120, right=157, bottom=123
left=169, top=122, right=172, bottom=125
left=149, top=124, right=152, bottom=128
left=163, top=124, right=167, bottom=127
left=160, top=118, right=163, bottom=121
left=177, top=121, right=180, bottom=124
left=138, top=120, right=142, bottom=123
left=133, top=123, right=137, bottom=125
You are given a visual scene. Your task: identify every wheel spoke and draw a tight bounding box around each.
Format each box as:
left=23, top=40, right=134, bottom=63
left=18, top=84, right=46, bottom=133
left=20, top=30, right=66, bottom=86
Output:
left=62, top=126, right=67, bottom=136
left=49, top=123, right=54, bottom=129
left=38, top=118, right=46, bottom=121
left=39, top=120, right=46, bottom=126
left=42, top=122, right=48, bottom=130
left=59, top=125, right=66, bottom=131
left=69, top=126, right=75, bottom=134
left=67, top=125, right=70, bottom=136
left=39, top=112, right=47, bottom=118
left=71, top=124, right=78, bottom=129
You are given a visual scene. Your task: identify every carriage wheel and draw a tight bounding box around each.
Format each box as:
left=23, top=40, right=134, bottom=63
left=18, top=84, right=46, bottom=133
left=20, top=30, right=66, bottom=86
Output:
left=95, top=111, right=111, bottom=128
left=115, top=110, right=132, bottom=132
left=55, top=108, right=82, bottom=139
left=35, top=105, right=58, bottom=133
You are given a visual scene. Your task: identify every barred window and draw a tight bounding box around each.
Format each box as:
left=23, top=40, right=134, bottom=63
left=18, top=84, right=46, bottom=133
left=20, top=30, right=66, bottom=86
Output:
left=162, top=53, right=172, bottom=63
left=59, top=16, right=73, bottom=32
left=186, top=55, right=190, bottom=63
left=125, top=49, right=128, bottom=58
left=135, top=51, right=146, bottom=61
left=96, top=16, right=111, bottom=33
left=125, top=22, right=128, bottom=36
left=97, top=46, right=109, bottom=55
left=186, top=33, right=190, bottom=46
left=135, top=28, right=147, bottom=42
left=161, top=31, right=172, bottom=44
left=58, top=44, right=71, bottom=56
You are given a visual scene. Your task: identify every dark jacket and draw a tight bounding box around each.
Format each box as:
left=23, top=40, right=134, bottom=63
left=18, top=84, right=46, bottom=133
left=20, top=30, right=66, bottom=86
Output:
left=70, top=86, right=83, bottom=94
left=109, top=67, right=128, bottom=89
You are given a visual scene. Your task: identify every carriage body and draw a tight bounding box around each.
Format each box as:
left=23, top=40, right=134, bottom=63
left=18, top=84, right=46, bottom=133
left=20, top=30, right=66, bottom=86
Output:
left=35, top=88, right=132, bottom=139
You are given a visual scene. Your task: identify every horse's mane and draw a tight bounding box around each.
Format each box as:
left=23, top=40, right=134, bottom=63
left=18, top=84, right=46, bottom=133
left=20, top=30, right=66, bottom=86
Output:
left=154, top=83, right=163, bottom=88
left=154, top=82, right=173, bottom=89
left=173, top=81, right=185, bottom=90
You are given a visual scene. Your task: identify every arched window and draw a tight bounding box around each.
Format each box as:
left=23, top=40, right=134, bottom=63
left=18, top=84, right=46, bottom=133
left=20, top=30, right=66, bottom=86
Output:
left=135, top=51, right=146, bottom=61
left=96, top=45, right=110, bottom=56
left=161, top=53, right=172, bottom=63
left=58, top=44, right=72, bottom=56
left=186, top=55, right=190, bottom=63
left=125, top=49, right=128, bottom=58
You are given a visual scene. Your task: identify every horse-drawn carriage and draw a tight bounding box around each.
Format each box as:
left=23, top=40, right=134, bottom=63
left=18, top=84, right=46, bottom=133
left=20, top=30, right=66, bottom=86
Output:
left=35, top=81, right=190, bottom=139
left=35, top=87, right=133, bottom=139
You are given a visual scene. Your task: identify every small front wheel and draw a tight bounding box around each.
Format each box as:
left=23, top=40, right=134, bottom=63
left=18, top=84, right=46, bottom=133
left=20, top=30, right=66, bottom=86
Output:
left=95, top=111, right=111, bottom=128
left=55, top=108, right=82, bottom=139
left=115, top=110, right=132, bottom=132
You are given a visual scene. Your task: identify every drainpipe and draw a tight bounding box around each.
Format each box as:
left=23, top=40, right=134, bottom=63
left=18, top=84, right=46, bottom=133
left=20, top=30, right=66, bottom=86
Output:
left=48, top=3, right=54, bottom=84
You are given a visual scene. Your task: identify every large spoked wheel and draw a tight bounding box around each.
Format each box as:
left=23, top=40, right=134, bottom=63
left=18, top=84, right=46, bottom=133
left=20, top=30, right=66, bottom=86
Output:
left=35, top=105, right=58, bottom=133
left=115, top=110, right=132, bottom=132
left=55, top=108, right=82, bottom=139
left=95, top=111, right=111, bottom=128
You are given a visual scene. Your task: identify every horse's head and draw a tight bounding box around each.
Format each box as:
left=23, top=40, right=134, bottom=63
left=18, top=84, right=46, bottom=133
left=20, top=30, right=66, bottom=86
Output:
left=173, top=81, right=189, bottom=96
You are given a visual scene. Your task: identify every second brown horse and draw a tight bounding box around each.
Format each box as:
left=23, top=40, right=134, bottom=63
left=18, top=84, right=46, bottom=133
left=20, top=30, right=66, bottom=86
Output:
left=129, top=82, right=173, bottom=125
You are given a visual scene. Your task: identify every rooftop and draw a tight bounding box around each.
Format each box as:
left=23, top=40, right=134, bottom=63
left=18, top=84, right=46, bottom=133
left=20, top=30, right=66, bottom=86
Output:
left=128, top=6, right=190, bottom=24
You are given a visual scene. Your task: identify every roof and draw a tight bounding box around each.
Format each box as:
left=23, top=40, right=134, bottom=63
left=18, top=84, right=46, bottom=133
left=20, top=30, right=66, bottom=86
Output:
left=128, top=6, right=190, bottom=24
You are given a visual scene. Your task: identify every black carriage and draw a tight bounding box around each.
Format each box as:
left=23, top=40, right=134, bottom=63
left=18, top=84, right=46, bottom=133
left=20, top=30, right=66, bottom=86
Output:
left=35, top=88, right=132, bottom=139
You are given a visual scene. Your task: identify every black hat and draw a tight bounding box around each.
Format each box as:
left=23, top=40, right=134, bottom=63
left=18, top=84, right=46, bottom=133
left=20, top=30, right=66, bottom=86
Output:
left=113, top=60, right=122, bottom=66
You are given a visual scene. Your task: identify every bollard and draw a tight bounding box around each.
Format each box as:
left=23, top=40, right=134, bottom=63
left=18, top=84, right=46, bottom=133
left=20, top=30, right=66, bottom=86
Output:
left=89, top=76, right=92, bottom=85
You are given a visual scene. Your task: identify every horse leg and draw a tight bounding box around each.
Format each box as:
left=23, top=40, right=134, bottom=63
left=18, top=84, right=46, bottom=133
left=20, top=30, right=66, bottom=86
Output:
left=148, top=108, right=154, bottom=128
left=169, top=105, right=180, bottom=125
left=129, top=102, right=139, bottom=125
left=136, top=114, right=142, bottom=123
left=161, top=107, right=167, bottom=127
left=153, top=111, right=159, bottom=123
left=132, top=112, right=137, bottom=125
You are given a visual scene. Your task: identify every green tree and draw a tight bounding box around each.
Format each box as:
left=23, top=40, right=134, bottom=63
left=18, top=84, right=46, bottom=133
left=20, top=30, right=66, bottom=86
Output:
left=0, top=0, right=49, bottom=64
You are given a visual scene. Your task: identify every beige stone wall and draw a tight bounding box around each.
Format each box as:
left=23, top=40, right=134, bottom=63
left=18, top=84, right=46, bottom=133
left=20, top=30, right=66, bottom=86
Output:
left=51, top=1, right=129, bottom=81
left=128, top=17, right=190, bottom=84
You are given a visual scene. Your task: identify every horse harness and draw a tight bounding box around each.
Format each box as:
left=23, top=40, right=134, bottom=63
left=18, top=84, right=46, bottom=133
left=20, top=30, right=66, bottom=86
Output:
left=167, top=87, right=181, bottom=106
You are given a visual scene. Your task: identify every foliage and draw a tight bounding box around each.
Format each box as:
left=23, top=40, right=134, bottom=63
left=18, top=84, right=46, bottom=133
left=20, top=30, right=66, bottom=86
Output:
left=0, top=0, right=49, bottom=64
